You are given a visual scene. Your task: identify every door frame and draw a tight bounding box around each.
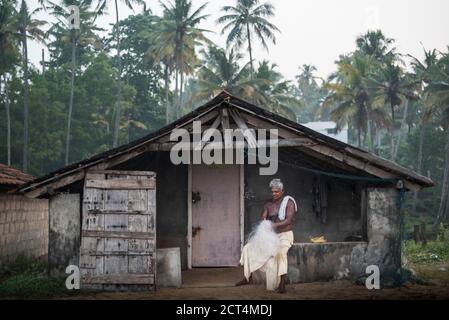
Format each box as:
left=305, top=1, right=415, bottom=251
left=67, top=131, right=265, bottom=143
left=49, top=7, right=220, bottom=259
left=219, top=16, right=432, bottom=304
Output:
left=187, top=164, right=244, bottom=269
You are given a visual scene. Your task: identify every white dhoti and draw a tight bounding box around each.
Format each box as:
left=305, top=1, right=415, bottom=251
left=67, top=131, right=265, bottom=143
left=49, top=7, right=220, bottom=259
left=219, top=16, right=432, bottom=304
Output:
left=240, top=230, right=294, bottom=291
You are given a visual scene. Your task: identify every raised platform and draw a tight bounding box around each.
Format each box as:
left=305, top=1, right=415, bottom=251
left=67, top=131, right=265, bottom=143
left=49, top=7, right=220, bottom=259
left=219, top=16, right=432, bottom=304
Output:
left=288, top=242, right=368, bottom=283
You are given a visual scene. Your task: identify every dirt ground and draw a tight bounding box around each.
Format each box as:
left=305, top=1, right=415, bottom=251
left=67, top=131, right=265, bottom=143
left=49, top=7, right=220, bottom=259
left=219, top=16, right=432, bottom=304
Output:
left=60, top=263, right=449, bottom=300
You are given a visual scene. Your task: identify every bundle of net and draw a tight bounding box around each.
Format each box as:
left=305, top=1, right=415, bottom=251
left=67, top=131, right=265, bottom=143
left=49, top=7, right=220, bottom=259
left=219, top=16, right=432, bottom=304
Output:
left=245, top=220, right=280, bottom=283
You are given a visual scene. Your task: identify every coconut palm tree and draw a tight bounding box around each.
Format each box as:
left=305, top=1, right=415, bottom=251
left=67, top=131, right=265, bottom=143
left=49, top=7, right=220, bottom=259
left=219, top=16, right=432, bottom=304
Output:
left=159, top=0, right=211, bottom=119
left=324, top=53, right=388, bottom=150
left=144, top=15, right=177, bottom=124
left=0, top=0, right=20, bottom=166
left=356, top=30, right=396, bottom=63
left=94, top=0, right=144, bottom=147
left=18, top=0, right=46, bottom=172
left=47, top=0, right=102, bottom=165
left=255, top=60, right=301, bottom=121
left=217, top=0, right=280, bottom=80
left=408, top=48, right=439, bottom=217
left=190, top=45, right=262, bottom=104
left=295, top=64, right=325, bottom=122
left=427, top=51, right=449, bottom=224
left=368, top=59, right=417, bottom=160
left=296, top=64, right=321, bottom=87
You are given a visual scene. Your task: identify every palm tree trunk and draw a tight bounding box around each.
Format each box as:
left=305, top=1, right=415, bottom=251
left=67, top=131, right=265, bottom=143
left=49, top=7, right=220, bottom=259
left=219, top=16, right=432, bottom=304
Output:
left=164, top=65, right=170, bottom=124
left=2, top=75, right=11, bottom=166
left=175, top=68, right=179, bottom=118
left=366, top=113, right=373, bottom=152
left=179, top=39, right=184, bottom=119
left=246, top=22, right=254, bottom=80
left=22, top=30, right=29, bottom=172
left=390, top=102, right=396, bottom=160
left=392, top=99, right=409, bottom=161
left=375, top=127, right=381, bottom=155
left=180, top=69, right=184, bottom=119
left=412, top=121, right=426, bottom=217
left=436, top=129, right=449, bottom=225
left=41, top=48, right=45, bottom=75
left=113, top=0, right=123, bottom=147
left=357, top=127, right=361, bottom=148
left=126, top=111, right=131, bottom=143
left=41, top=50, right=48, bottom=174
left=65, top=30, right=76, bottom=166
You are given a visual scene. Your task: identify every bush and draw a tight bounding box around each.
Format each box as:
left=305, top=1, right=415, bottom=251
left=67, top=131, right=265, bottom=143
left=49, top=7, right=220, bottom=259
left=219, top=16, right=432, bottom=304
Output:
left=437, top=223, right=448, bottom=242
left=405, top=240, right=449, bottom=264
left=0, top=255, right=46, bottom=281
left=0, top=255, right=78, bottom=299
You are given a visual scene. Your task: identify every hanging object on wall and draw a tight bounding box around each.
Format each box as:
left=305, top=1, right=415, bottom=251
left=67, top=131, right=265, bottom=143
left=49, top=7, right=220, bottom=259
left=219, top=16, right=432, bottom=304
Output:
left=311, top=174, right=329, bottom=224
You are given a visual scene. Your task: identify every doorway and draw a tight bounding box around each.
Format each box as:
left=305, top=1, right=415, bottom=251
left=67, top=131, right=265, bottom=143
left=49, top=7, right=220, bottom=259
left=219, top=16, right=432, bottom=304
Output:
left=190, top=164, right=242, bottom=267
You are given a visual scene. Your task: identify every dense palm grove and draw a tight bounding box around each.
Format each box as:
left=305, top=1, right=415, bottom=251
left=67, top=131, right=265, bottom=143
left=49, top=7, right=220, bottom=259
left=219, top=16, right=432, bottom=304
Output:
left=1, top=0, right=449, bottom=227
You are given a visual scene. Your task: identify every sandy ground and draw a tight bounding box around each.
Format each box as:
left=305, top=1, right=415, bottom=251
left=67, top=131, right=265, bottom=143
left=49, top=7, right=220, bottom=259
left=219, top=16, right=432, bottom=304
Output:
left=60, top=264, right=449, bottom=300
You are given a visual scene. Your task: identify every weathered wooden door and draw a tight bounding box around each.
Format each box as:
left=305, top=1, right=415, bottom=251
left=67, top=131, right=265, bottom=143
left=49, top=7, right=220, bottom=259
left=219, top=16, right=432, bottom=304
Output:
left=192, top=164, right=241, bottom=267
left=79, top=170, right=156, bottom=290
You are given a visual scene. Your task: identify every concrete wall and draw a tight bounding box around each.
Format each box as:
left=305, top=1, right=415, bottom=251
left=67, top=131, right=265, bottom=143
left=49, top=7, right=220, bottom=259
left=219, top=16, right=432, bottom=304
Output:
left=0, top=195, right=49, bottom=266
left=48, top=193, right=80, bottom=275
left=156, top=247, right=182, bottom=288
left=288, top=242, right=368, bottom=283
left=287, top=188, right=403, bottom=287
left=244, top=152, right=362, bottom=242
left=363, top=188, right=402, bottom=286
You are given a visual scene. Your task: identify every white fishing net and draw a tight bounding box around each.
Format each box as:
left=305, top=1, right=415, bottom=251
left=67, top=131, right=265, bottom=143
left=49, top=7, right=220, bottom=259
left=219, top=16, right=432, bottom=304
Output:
left=247, top=220, right=280, bottom=257
left=245, top=220, right=280, bottom=283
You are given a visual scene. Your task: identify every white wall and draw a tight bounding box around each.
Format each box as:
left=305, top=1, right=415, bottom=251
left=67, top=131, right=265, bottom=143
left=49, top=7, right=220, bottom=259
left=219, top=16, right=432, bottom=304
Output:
left=301, top=121, right=348, bottom=143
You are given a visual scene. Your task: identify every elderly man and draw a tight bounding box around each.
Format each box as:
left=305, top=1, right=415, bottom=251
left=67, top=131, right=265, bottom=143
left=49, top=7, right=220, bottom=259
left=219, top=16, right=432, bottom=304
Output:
left=236, top=178, right=297, bottom=293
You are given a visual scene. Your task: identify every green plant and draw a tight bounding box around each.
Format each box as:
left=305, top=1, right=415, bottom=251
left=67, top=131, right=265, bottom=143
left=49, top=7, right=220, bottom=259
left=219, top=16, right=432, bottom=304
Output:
left=405, top=240, right=449, bottom=264
left=437, top=223, right=448, bottom=242
left=0, top=255, right=78, bottom=299
left=0, top=254, right=46, bottom=281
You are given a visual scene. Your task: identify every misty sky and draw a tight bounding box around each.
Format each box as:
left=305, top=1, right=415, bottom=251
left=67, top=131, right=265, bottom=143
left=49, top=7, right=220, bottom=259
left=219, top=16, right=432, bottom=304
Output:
left=28, top=0, right=449, bottom=81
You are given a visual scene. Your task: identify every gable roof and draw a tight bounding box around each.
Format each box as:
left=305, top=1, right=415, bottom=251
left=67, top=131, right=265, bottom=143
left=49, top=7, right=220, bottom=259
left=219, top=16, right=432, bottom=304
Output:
left=17, top=91, right=434, bottom=197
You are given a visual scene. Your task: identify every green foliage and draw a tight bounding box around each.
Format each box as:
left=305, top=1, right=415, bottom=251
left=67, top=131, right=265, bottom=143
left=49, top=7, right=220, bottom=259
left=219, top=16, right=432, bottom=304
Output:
left=0, top=254, right=45, bottom=280
left=217, top=0, right=280, bottom=79
left=437, top=223, right=448, bottom=242
left=0, top=0, right=20, bottom=75
left=400, top=125, right=445, bottom=231
left=0, top=7, right=168, bottom=176
left=0, top=1, right=449, bottom=227
left=405, top=240, right=449, bottom=264
left=0, top=255, right=77, bottom=299
left=294, top=64, right=325, bottom=122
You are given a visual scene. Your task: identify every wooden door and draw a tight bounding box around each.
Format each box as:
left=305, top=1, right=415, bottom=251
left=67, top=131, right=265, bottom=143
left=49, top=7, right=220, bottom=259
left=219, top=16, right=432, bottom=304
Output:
left=79, top=170, right=156, bottom=290
left=191, top=164, right=241, bottom=267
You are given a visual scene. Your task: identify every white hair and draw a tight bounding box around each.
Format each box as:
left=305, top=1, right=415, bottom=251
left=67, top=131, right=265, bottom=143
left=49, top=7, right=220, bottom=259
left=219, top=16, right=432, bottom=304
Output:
left=269, top=178, right=283, bottom=191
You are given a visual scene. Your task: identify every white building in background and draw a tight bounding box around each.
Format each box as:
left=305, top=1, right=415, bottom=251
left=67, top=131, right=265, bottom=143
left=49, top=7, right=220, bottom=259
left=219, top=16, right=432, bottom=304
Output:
left=301, top=121, right=348, bottom=143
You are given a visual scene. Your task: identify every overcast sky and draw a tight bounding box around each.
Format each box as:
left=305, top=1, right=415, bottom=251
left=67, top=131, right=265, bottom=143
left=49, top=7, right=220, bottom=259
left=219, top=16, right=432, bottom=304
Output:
left=28, top=0, right=449, bottom=80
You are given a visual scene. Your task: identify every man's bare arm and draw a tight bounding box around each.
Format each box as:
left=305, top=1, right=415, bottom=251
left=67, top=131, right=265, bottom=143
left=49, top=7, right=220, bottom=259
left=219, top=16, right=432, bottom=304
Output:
left=261, top=206, right=268, bottom=220
left=272, top=201, right=295, bottom=229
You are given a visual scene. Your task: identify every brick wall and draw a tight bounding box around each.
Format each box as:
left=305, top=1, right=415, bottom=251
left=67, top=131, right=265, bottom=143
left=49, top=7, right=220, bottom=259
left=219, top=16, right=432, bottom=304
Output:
left=0, top=195, right=49, bottom=266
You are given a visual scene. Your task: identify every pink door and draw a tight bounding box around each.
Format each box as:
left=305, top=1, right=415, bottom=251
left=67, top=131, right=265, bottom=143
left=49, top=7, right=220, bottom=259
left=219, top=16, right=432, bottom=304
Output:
left=192, top=164, right=241, bottom=267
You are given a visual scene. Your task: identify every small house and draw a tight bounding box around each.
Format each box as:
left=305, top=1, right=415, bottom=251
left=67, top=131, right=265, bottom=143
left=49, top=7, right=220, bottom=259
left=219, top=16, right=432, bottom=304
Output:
left=16, top=92, right=434, bottom=289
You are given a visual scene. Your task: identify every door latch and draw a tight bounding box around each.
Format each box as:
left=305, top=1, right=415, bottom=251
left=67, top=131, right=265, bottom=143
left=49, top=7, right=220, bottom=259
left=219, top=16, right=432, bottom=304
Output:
left=192, top=191, right=201, bottom=204
left=192, top=226, right=202, bottom=237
